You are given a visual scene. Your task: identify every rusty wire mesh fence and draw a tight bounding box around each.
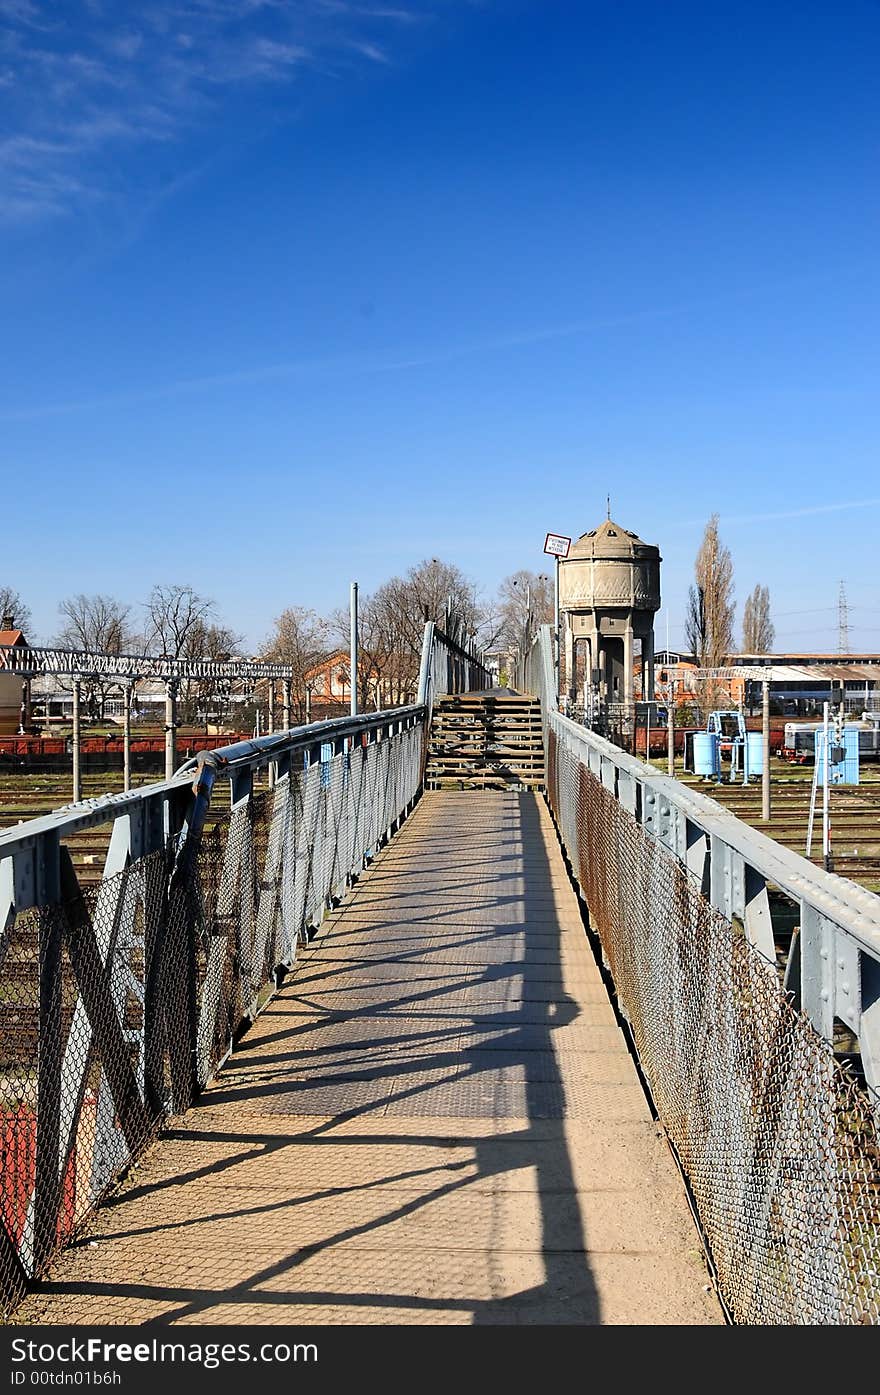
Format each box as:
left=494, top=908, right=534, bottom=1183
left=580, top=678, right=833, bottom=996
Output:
left=548, top=724, right=880, bottom=1325
left=0, top=720, right=424, bottom=1314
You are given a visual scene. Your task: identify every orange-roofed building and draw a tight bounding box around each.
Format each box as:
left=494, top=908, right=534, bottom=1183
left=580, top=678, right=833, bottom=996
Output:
left=0, top=622, right=28, bottom=734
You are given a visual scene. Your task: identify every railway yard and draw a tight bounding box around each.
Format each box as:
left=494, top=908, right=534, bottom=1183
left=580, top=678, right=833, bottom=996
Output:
left=672, top=754, right=880, bottom=893
left=2, top=748, right=878, bottom=893
left=0, top=768, right=242, bottom=889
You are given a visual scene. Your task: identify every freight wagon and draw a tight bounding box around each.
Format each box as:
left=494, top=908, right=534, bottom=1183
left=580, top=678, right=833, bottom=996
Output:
left=0, top=731, right=246, bottom=774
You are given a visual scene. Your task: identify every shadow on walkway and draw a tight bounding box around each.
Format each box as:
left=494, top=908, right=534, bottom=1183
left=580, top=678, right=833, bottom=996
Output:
left=18, top=792, right=716, bottom=1326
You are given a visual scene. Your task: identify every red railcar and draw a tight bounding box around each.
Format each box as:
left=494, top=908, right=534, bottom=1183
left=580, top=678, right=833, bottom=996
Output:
left=0, top=733, right=245, bottom=757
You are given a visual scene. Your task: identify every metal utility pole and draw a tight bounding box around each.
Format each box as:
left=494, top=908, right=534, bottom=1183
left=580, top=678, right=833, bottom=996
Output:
left=543, top=533, right=571, bottom=706
left=761, top=679, right=770, bottom=822
left=350, top=581, right=359, bottom=718
left=123, top=680, right=132, bottom=793
left=822, top=700, right=831, bottom=871
left=522, top=582, right=531, bottom=670
left=554, top=557, right=561, bottom=702
left=71, top=678, right=82, bottom=803
left=282, top=679, right=292, bottom=732
left=267, top=679, right=275, bottom=789
left=667, top=693, right=674, bottom=776
left=164, top=678, right=178, bottom=782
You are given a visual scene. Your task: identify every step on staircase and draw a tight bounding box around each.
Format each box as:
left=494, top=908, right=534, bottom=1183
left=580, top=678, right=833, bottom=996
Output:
left=425, top=690, right=545, bottom=791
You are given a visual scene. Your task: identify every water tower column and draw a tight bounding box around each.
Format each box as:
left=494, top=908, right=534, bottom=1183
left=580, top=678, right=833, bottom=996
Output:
left=624, top=624, right=634, bottom=705
left=644, top=629, right=655, bottom=701
left=564, top=618, right=576, bottom=703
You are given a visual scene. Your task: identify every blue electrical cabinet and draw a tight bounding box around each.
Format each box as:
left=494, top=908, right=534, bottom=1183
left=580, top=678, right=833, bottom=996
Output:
left=815, top=726, right=860, bottom=785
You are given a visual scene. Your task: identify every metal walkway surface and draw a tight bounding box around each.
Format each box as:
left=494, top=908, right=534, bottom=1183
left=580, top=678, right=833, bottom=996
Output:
left=15, top=792, right=722, bottom=1326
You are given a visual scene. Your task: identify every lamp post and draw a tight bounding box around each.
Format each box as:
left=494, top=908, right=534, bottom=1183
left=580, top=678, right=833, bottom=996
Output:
left=542, top=533, right=571, bottom=708
left=350, top=581, right=358, bottom=718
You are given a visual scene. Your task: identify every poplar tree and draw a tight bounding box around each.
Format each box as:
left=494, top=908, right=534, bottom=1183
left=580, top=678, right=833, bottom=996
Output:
left=742, top=584, right=774, bottom=652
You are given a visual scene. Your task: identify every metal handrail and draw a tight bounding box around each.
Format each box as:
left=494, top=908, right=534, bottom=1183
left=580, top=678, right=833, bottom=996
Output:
left=524, top=623, right=880, bottom=1093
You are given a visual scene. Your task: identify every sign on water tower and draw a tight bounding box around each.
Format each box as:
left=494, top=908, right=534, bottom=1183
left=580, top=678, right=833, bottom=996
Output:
left=544, top=533, right=571, bottom=558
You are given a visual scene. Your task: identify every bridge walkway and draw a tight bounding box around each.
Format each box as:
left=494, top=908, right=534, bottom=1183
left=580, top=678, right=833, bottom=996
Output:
left=15, top=792, right=721, bottom=1326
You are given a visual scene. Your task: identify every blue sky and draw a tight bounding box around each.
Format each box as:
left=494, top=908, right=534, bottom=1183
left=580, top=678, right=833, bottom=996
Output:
left=1, top=0, right=878, bottom=653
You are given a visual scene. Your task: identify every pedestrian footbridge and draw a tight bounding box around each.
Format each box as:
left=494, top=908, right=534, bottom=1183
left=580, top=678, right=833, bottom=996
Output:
left=1, top=625, right=879, bottom=1325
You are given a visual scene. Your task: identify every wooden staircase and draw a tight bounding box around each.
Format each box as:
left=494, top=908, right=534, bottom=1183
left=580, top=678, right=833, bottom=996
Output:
left=425, top=690, right=545, bottom=790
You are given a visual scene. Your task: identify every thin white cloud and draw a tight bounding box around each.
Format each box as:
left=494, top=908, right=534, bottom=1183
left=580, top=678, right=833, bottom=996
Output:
left=0, top=0, right=434, bottom=223
left=669, top=498, right=880, bottom=528
left=349, top=38, right=389, bottom=61
left=0, top=1, right=49, bottom=27
left=103, top=32, right=144, bottom=61
left=4, top=288, right=878, bottom=422
left=717, top=499, right=880, bottom=525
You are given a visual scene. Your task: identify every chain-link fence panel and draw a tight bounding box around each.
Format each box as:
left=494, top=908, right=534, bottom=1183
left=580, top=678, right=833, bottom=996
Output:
left=547, top=723, right=880, bottom=1325
left=0, top=847, right=172, bottom=1312
left=1, top=709, right=427, bottom=1316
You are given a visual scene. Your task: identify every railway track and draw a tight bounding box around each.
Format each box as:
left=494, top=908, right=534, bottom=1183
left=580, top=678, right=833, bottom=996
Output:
left=3, top=759, right=879, bottom=891
left=0, top=772, right=249, bottom=887
left=672, top=758, right=880, bottom=892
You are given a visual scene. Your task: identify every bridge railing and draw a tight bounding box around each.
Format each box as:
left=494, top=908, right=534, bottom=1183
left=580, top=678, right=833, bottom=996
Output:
left=0, top=618, right=489, bottom=1315
left=417, top=620, right=490, bottom=722
left=524, top=625, right=880, bottom=1325
left=0, top=708, right=425, bottom=1313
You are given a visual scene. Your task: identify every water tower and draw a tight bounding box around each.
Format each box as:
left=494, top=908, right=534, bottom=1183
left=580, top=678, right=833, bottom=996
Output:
left=558, top=518, right=661, bottom=708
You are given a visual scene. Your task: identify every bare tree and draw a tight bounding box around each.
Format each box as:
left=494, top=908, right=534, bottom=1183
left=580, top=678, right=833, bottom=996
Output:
left=376, top=557, right=482, bottom=657
left=182, top=619, right=244, bottom=725
left=56, top=593, right=134, bottom=718
left=263, top=607, right=331, bottom=724
left=685, top=516, right=735, bottom=720
left=742, top=584, right=775, bottom=653
left=694, top=514, right=735, bottom=666
left=0, top=586, right=33, bottom=636
left=495, top=570, right=554, bottom=654
left=684, top=584, right=707, bottom=663
left=340, top=559, right=485, bottom=708
left=141, top=586, right=248, bottom=725
left=143, top=584, right=216, bottom=658
left=57, top=593, right=133, bottom=653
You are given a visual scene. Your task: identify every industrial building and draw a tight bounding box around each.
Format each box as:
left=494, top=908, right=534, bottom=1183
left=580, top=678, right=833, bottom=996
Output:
left=652, top=650, right=880, bottom=715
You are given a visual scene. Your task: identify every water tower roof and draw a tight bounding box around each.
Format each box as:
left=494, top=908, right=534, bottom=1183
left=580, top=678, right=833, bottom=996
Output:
left=568, top=518, right=659, bottom=560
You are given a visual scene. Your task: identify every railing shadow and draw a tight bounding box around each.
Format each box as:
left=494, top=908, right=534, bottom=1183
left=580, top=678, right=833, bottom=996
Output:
left=26, top=792, right=601, bottom=1325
